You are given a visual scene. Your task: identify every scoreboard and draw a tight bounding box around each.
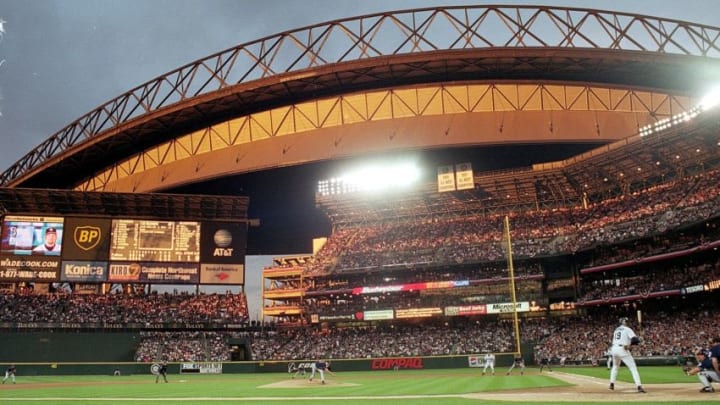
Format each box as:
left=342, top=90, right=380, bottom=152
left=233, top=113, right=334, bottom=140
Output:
left=110, top=220, right=200, bottom=262
left=0, top=216, right=246, bottom=285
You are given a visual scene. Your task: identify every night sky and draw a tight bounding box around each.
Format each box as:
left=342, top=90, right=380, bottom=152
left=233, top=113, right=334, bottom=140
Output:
left=0, top=0, right=714, bottom=170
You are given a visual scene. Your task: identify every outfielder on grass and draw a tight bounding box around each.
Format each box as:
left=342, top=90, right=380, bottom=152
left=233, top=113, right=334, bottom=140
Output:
left=2, top=364, right=16, bottom=384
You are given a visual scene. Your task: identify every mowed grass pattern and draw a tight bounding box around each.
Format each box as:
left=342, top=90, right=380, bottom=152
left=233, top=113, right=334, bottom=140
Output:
left=0, top=366, right=697, bottom=405
left=561, top=364, right=689, bottom=384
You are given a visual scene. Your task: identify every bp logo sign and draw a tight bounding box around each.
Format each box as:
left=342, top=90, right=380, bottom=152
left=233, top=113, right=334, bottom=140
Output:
left=73, top=226, right=102, bottom=251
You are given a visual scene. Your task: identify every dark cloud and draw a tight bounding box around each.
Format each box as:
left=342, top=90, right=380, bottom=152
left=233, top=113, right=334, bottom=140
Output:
left=0, top=0, right=715, bottom=170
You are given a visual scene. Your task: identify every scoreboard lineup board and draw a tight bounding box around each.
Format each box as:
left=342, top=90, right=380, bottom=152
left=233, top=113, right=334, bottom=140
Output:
left=110, top=220, right=200, bottom=262
left=0, top=215, right=246, bottom=285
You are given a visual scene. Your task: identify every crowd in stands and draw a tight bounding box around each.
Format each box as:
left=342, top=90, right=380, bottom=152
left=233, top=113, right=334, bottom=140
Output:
left=135, top=331, right=230, bottom=362
left=256, top=182, right=720, bottom=362
left=2, top=166, right=720, bottom=366
left=579, top=256, right=720, bottom=302
left=249, top=302, right=720, bottom=363
left=295, top=261, right=546, bottom=316
left=299, top=241, right=719, bottom=317
left=581, top=231, right=704, bottom=269
left=251, top=322, right=516, bottom=360
left=0, top=284, right=716, bottom=365
left=0, top=291, right=249, bottom=324
left=304, top=280, right=544, bottom=317
left=305, top=262, right=543, bottom=293
left=299, top=223, right=718, bottom=315
left=128, top=293, right=719, bottom=363
left=536, top=304, right=720, bottom=363
left=307, top=169, right=720, bottom=274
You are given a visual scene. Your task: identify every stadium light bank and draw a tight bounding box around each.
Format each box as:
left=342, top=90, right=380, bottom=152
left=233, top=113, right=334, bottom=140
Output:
left=639, top=86, right=720, bottom=137
left=317, top=162, right=421, bottom=196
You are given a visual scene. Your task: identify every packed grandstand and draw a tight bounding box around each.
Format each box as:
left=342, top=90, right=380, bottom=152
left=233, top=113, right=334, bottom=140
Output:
left=1, top=146, right=718, bottom=364
left=2, top=4, right=720, bottom=376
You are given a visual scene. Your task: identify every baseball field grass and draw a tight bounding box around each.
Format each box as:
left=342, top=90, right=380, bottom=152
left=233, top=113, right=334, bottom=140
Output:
left=0, top=366, right=707, bottom=405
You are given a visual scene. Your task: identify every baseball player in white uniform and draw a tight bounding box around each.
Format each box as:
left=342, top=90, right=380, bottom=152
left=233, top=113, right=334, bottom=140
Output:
left=482, top=353, right=495, bottom=376
left=605, top=347, right=613, bottom=369
left=609, top=317, right=645, bottom=393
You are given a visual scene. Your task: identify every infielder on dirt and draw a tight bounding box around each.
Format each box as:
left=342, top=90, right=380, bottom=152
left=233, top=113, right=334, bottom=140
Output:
left=506, top=354, right=525, bottom=375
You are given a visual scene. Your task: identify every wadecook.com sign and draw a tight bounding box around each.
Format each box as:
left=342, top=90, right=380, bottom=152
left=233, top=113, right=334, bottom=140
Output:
left=371, top=357, right=424, bottom=370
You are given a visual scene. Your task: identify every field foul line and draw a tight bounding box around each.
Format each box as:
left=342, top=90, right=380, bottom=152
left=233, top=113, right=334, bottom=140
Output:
left=1, top=395, right=469, bottom=401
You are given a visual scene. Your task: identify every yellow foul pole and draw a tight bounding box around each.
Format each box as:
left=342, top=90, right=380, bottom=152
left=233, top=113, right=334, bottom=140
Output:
left=504, top=215, right=522, bottom=355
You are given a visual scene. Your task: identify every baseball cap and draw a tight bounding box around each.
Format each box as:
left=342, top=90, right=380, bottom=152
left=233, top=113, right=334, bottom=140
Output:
left=696, top=350, right=706, bottom=356
left=46, top=227, right=57, bottom=234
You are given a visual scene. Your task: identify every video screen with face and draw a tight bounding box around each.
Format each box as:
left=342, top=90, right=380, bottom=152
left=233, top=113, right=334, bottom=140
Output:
left=1, top=216, right=65, bottom=256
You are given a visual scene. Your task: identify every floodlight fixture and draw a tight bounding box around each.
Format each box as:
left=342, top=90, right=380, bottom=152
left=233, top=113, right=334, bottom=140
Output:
left=342, top=162, right=421, bottom=192
left=316, top=161, right=422, bottom=196
left=700, top=85, right=720, bottom=111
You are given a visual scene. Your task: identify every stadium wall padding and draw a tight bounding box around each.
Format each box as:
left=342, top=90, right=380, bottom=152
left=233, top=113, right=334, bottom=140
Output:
left=0, top=332, right=686, bottom=376
left=4, top=355, right=684, bottom=376
left=0, top=332, right=139, bottom=363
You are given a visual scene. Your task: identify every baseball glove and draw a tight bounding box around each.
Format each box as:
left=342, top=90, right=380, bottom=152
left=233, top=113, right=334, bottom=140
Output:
left=683, top=366, right=691, bottom=376
left=630, top=336, right=640, bottom=346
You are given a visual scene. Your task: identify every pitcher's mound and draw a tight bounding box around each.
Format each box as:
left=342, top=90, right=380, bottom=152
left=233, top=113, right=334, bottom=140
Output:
left=262, top=379, right=360, bottom=388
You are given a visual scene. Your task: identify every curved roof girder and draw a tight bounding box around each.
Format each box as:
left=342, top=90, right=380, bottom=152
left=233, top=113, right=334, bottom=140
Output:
left=72, top=82, right=693, bottom=193
left=3, top=4, right=720, bottom=188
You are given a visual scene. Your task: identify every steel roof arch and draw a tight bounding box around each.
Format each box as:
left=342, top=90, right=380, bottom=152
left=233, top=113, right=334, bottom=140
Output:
left=3, top=5, right=720, bottom=187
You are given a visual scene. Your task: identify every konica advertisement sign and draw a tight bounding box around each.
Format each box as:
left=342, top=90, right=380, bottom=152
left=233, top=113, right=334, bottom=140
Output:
left=61, top=261, right=108, bottom=282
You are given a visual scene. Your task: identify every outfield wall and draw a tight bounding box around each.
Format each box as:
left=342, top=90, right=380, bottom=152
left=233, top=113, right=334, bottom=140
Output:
left=0, top=332, right=686, bottom=376
left=0, top=332, right=139, bottom=362
left=4, top=354, right=515, bottom=376
left=4, top=354, right=686, bottom=376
